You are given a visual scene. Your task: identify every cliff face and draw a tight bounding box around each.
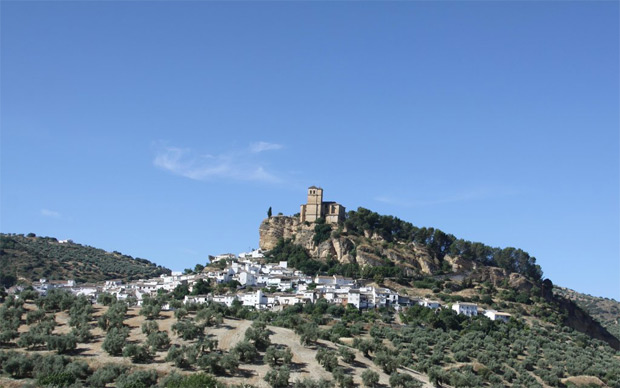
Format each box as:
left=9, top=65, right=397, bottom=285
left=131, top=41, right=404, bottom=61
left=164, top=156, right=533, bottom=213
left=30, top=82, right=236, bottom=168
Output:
left=259, top=216, right=439, bottom=275
left=259, top=216, right=304, bottom=251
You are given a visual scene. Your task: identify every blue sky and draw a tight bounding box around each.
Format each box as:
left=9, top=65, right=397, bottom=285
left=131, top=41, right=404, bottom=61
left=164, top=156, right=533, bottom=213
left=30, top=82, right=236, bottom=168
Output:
left=1, top=1, right=618, bottom=299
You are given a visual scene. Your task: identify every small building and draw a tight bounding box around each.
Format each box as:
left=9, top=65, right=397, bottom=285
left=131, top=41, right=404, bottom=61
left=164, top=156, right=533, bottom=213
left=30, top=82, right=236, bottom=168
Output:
left=452, top=302, right=478, bottom=317
left=484, top=310, right=511, bottom=322
left=314, top=275, right=335, bottom=285
left=184, top=295, right=209, bottom=304
left=238, top=272, right=257, bottom=287
left=419, top=299, right=442, bottom=309
left=241, top=290, right=267, bottom=308
left=347, top=289, right=370, bottom=309
left=212, top=294, right=238, bottom=307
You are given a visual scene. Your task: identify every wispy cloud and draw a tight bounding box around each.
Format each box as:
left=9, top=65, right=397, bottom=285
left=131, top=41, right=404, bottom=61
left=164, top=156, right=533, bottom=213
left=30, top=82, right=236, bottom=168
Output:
left=41, top=209, right=61, bottom=218
left=375, top=187, right=519, bottom=207
left=250, top=141, right=283, bottom=153
left=153, top=142, right=282, bottom=183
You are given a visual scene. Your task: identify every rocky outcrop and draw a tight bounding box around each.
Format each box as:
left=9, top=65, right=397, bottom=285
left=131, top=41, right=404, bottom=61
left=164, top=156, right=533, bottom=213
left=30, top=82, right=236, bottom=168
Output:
left=259, top=216, right=438, bottom=275
left=259, top=216, right=311, bottom=253
left=466, top=266, right=535, bottom=293
left=444, top=255, right=477, bottom=272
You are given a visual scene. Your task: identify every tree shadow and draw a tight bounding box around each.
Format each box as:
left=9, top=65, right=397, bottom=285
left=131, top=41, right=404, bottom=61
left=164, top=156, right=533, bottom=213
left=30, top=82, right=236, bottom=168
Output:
left=66, top=347, right=92, bottom=357
left=288, top=360, right=308, bottom=371
left=236, top=367, right=255, bottom=378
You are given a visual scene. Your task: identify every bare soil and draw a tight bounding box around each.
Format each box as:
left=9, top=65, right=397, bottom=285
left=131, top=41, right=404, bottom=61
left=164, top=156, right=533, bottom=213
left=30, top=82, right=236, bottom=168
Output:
left=2, top=305, right=436, bottom=387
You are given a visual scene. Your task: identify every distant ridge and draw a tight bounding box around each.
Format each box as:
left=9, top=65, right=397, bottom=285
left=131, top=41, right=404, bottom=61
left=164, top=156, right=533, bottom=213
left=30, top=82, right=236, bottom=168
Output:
left=0, top=233, right=170, bottom=287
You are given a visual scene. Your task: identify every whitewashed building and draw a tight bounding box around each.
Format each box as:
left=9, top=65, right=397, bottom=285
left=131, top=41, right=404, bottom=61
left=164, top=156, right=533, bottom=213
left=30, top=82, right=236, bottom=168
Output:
left=238, top=272, right=257, bottom=286
left=452, top=302, right=479, bottom=317
left=484, top=310, right=511, bottom=322
left=241, top=290, right=267, bottom=308
left=212, top=294, right=238, bottom=307
left=184, top=294, right=209, bottom=304
left=419, top=299, right=442, bottom=309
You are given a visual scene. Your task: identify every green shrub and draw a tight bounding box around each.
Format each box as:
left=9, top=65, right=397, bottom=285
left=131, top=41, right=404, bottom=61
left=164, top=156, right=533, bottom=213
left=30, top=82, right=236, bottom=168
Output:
left=37, top=372, right=76, bottom=387
left=102, top=327, right=129, bottom=356
left=361, top=369, right=379, bottom=387
left=264, top=366, right=290, bottom=388
left=122, top=344, right=153, bottom=363
left=115, top=369, right=158, bottom=388
left=162, top=372, right=222, bottom=387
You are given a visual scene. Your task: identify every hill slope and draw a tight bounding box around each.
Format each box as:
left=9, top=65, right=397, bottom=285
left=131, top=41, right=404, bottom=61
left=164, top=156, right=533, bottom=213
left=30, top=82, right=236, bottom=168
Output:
left=554, top=286, right=620, bottom=340
left=259, top=210, right=620, bottom=350
left=0, top=233, right=170, bottom=286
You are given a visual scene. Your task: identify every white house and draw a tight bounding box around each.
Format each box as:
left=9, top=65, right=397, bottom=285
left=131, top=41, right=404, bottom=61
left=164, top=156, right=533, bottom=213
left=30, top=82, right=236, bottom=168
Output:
left=314, top=275, right=334, bottom=285
left=484, top=310, right=511, bottom=322
left=420, top=299, right=442, bottom=309
left=266, top=277, right=283, bottom=287
left=277, top=279, right=294, bottom=292
left=324, top=289, right=348, bottom=305
left=372, top=287, right=399, bottom=307
left=241, top=290, right=267, bottom=308
left=334, top=275, right=355, bottom=287
left=104, top=280, right=124, bottom=289
left=212, top=294, right=238, bottom=307
left=452, top=302, right=478, bottom=317
left=347, top=289, right=370, bottom=309
left=215, top=269, right=234, bottom=284
left=185, top=294, right=209, bottom=304
left=238, top=272, right=257, bottom=287
left=238, top=249, right=264, bottom=259
left=256, top=275, right=270, bottom=285
left=314, top=274, right=354, bottom=286
left=73, top=286, right=98, bottom=298
left=274, top=294, right=300, bottom=306
left=299, top=291, right=317, bottom=303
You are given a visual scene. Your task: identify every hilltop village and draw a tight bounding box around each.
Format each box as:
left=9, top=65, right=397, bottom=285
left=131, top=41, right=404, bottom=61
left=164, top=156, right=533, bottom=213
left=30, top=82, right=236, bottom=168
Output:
left=25, top=248, right=511, bottom=323
left=15, top=186, right=514, bottom=322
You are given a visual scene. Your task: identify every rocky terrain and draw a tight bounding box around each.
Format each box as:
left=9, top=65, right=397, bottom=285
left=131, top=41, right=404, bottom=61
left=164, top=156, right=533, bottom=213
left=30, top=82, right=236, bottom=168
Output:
left=259, top=215, right=439, bottom=276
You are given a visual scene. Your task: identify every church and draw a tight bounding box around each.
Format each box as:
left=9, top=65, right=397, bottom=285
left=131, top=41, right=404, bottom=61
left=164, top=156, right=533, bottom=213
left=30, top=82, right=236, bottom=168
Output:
left=300, top=186, right=345, bottom=224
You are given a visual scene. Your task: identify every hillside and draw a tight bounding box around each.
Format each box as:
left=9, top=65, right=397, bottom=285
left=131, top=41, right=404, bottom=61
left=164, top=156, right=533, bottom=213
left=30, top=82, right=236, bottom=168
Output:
left=553, top=286, right=620, bottom=340
left=0, top=233, right=170, bottom=287
left=259, top=210, right=620, bottom=350
left=1, top=289, right=619, bottom=387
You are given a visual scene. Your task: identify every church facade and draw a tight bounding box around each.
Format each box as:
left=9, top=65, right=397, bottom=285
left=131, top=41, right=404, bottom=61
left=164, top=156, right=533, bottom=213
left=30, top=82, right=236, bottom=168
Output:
left=300, top=186, right=345, bottom=224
